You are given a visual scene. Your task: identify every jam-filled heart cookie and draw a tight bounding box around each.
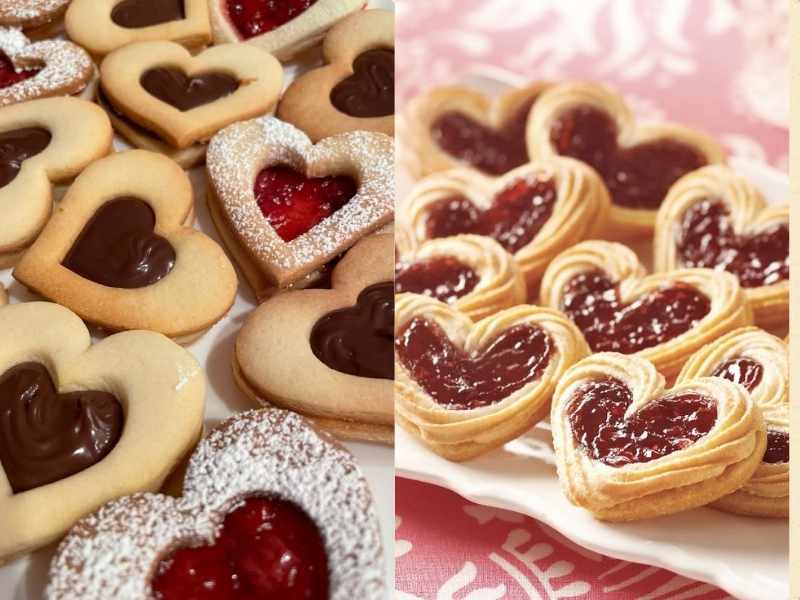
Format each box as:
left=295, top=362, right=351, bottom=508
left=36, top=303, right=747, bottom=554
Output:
left=395, top=293, right=589, bottom=461
left=0, top=301, right=205, bottom=560
left=0, top=0, right=70, bottom=31
left=677, top=327, right=788, bottom=518
left=277, top=9, right=393, bottom=141
left=234, top=234, right=392, bottom=444
left=66, top=0, right=212, bottom=57
left=209, top=0, right=365, bottom=61
left=399, top=82, right=550, bottom=178
left=395, top=234, right=525, bottom=322
left=14, top=150, right=237, bottom=342
left=46, top=408, right=385, bottom=599
left=397, top=157, right=610, bottom=297
left=655, top=165, right=788, bottom=333
left=540, top=240, right=752, bottom=379
left=0, top=97, right=112, bottom=267
left=207, top=116, right=394, bottom=299
left=551, top=352, right=765, bottom=521
left=528, top=82, right=725, bottom=237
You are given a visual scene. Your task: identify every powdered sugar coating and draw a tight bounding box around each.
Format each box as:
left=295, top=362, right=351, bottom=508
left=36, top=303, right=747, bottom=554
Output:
left=0, top=0, right=69, bottom=27
left=46, top=409, right=385, bottom=600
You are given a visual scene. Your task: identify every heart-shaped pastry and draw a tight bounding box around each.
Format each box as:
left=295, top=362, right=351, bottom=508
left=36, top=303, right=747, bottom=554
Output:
left=540, top=240, right=752, bottom=379
left=278, top=9, right=393, bottom=141
left=528, top=82, right=726, bottom=237
left=397, top=157, right=610, bottom=297
left=66, top=0, right=211, bottom=57
left=395, top=293, right=588, bottom=461
left=0, top=97, right=112, bottom=267
left=677, top=327, right=788, bottom=518
left=654, top=165, right=788, bottom=332
left=399, top=82, right=550, bottom=178
left=46, top=408, right=385, bottom=599
left=234, top=234, right=393, bottom=444
left=0, top=301, right=205, bottom=560
left=207, top=116, right=394, bottom=299
left=551, top=352, right=765, bottom=521
left=0, top=0, right=70, bottom=30
left=14, top=149, right=237, bottom=342
left=100, top=40, right=282, bottom=149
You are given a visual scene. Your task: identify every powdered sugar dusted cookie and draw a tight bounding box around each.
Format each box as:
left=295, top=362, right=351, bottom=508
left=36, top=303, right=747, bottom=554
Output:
left=0, top=0, right=70, bottom=31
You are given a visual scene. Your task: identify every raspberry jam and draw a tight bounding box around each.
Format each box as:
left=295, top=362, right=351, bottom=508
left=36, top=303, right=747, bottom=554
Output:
left=0, top=52, right=39, bottom=89
left=395, top=257, right=479, bottom=305
left=711, top=357, right=764, bottom=392
left=676, top=200, right=789, bottom=288
left=395, top=317, right=553, bottom=410
left=568, top=377, right=717, bottom=467
left=561, top=270, right=710, bottom=353
left=764, top=430, right=789, bottom=464
left=549, top=105, right=706, bottom=209
left=254, top=165, right=356, bottom=242
left=151, top=497, right=328, bottom=600
left=424, top=178, right=556, bottom=254
left=225, top=0, right=318, bottom=39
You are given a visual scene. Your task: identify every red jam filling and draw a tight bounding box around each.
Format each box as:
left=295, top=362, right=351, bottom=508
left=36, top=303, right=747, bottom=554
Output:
left=764, top=430, right=789, bottom=464
left=395, top=317, right=553, bottom=410
left=568, top=377, right=717, bottom=467
left=225, top=0, right=318, bottom=39
left=0, top=52, right=40, bottom=89
left=395, top=257, right=479, bottom=304
left=423, top=177, right=556, bottom=254
left=676, top=199, right=789, bottom=288
left=549, top=105, right=707, bottom=209
left=561, top=270, right=711, bottom=354
left=711, top=356, right=764, bottom=392
left=255, top=165, right=356, bottom=242
left=151, top=497, right=328, bottom=600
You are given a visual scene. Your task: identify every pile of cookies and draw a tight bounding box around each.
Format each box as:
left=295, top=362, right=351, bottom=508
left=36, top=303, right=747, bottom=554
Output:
left=396, top=81, right=789, bottom=521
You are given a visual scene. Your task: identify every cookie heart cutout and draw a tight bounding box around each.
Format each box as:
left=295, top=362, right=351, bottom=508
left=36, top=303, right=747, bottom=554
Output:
left=551, top=352, right=765, bottom=521
left=0, top=0, right=70, bottom=29
left=0, top=302, right=204, bottom=560
left=235, top=235, right=394, bottom=444
left=655, top=165, right=789, bottom=331
left=111, top=0, right=186, bottom=27
left=46, top=409, right=385, bottom=599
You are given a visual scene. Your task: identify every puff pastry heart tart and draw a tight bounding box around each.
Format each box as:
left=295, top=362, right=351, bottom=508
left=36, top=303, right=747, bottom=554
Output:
left=678, top=327, right=788, bottom=518
left=539, top=240, right=752, bottom=379
left=46, top=409, right=385, bottom=599
left=528, top=82, right=725, bottom=237
left=0, top=301, right=205, bottom=560
left=399, top=82, right=550, bottom=178
left=395, top=293, right=588, bottom=461
left=551, top=352, right=766, bottom=521
left=397, top=157, right=610, bottom=297
left=654, top=165, right=788, bottom=332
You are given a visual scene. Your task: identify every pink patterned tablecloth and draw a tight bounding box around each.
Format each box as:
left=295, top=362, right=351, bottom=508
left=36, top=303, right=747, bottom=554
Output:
left=395, top=1, right=787, bottom=598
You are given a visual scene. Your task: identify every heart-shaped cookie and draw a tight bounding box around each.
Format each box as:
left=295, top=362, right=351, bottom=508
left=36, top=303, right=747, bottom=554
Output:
left=540, top=240, right=752, bottom=379
left=66, top=0, right=211, bottom=57
left=395, top=293, right=588, bottom=461
left=14, top=149, right=237, bottom=342
left=654, top=165, right=788, bottom=332
left=0, top=97, right=112, bottom=267
left=100, top=40, right=282, bottom=149
left=0, top=0, right=70, bottom=30
left=0, top=301, right=205, bottom=560
left=397, top=156, right=610, bottom=297
left=206, top=116, right=394, bottom=299
left=46, top=409, right=385, bottom=599
left=278, top=9, right=393, bottom=141
left=551, top=352, right=765, bottom=521
left=528, top=82, right=726, bottom=237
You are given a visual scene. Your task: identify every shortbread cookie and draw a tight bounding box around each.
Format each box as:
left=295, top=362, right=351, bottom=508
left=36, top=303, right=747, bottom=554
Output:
left=0, top=301, right=205, bottom=561
left=677, top=327, right=788, bottom=517
left=0, top=285, right=6, bottom=305
left=655, top=165, right=788, bottom=333
left=551, top=352, right=765, bottom=521
left=234, top=234, right=393, bottom=444
left=66, top=0, right=211, bottom=57
left=395, top=293, right=589, bottom=461
left=278, top=9, right=393, bottom=141
left=46, top=409, right=385, bottom=599
left=0, top=97, right=112, bottom=267
left=14, top=150, right=237, bottom=342
left=540, top=240, right=752, bottom=380
left=397, top=157, right=610, bottom=297
left=528, top=82, right=726, bottom=237
left=207, top=116, right=394, bottom=299
left=208, top=0, right=365, bottom=61
left=0, top=0, right=70, bottom=31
